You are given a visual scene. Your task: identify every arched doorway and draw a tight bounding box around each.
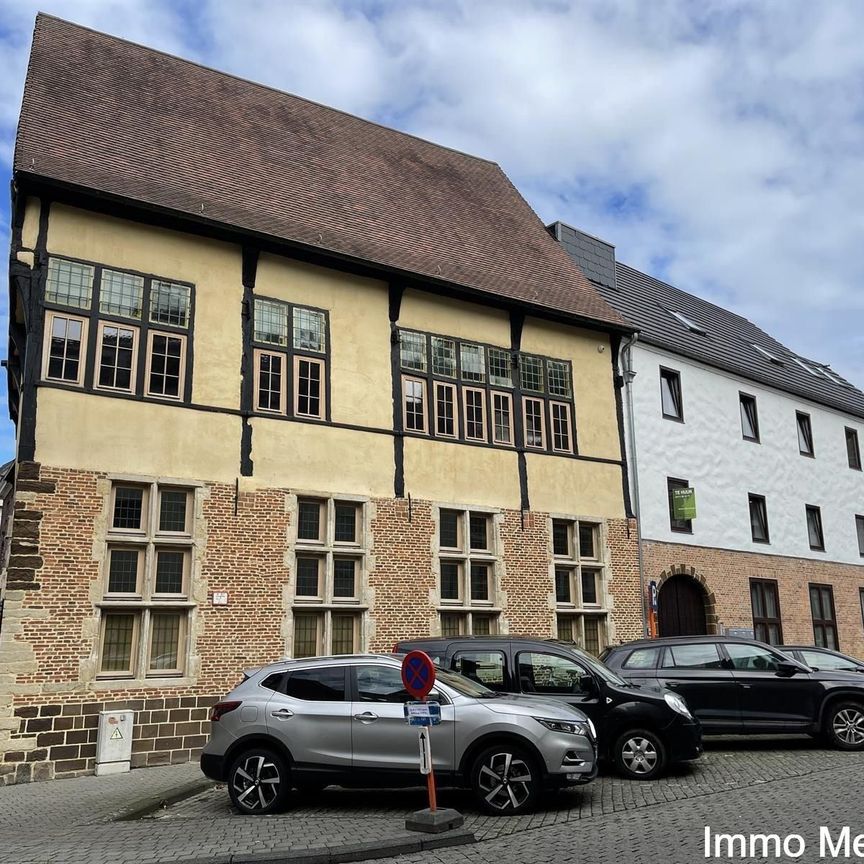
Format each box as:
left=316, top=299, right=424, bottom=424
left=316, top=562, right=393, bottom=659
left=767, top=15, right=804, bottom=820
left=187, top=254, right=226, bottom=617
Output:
left=658, top=575, right=707, bottom=636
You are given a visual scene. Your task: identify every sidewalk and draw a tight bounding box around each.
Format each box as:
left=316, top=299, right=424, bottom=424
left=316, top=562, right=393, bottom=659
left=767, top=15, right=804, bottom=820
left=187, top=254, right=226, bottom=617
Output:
left=0, top=763, right=474, bottom=864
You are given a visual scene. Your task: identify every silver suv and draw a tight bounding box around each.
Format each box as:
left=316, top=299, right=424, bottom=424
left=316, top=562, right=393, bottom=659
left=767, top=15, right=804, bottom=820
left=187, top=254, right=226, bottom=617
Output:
left=201, top=654, right=597, bottom=815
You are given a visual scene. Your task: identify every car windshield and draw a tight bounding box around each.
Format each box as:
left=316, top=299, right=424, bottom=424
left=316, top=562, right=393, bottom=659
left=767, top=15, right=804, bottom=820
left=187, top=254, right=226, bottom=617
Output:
left=434, top=666, right=498, bottom=698
left=563, top=645, right=629, bottom=686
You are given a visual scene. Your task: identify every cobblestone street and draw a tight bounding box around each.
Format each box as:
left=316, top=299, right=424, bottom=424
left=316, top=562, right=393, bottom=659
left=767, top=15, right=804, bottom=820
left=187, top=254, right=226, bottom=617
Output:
left=3, top=738, right=864, bottom=863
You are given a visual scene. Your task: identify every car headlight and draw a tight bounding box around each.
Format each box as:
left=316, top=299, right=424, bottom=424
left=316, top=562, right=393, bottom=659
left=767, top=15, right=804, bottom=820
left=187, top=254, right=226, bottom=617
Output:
left=534, top=716, right=594, bottom=738
left=664, top=692, right=693, bottom=719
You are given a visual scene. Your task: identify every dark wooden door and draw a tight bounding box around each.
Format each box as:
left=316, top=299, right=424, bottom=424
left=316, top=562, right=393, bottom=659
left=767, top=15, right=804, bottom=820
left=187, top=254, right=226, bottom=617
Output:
left=658, top=576, right=707, bottom=636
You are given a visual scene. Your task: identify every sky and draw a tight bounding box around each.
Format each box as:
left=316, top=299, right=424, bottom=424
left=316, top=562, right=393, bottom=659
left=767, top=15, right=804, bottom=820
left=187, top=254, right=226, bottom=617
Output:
left=0, top=0, right=863, bottom=460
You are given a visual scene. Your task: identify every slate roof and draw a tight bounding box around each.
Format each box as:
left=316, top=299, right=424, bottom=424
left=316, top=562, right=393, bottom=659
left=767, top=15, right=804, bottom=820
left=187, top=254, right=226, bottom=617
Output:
left=551, top=222, right=864, bottom=420
left=13, top=15, right=629, bottom=332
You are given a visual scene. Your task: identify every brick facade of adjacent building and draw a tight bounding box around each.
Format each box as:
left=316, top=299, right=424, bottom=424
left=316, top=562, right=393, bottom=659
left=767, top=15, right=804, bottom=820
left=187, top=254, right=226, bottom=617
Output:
left=0, top=463, right=640, bottom=784
left=643, top=540, right=864, bottom=659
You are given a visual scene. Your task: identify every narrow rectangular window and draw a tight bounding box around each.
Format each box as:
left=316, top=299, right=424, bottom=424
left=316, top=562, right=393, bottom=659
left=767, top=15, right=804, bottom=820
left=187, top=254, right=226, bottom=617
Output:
left=333, top=558, right=357, bottom=598
left=523, top=397, right=545, bottom=448
left=470, top=563, right=490, bottom=601
left=491, top=392, right=513, bottom=445
left=154, top=549, right=187, bottom=595
left=293, top=307, right=326, bottom=352
left=750, top=579, right=783, bottom=645
left=148, top=612, right=184, bottom=673
left=400, top=330, right=427, bottom=371
left=740, top=393, right=759, bottom=442
left=440, top=509, right=461, bottom=549
left=99, top=613, right=138, bottom=675
left=100, top=269, right=144, bottom=319
left=297, top=499, right=324, bottom=542
left=796, top=412, right=814, bottom=456
left=295, top=556, right=323, bottom=598
left=106, top=547, right=142, bottom=594
left=748, top=494, right=769, bottom=543
left=158, top=489, right=190, bottom=534
left=146, top=332, right=186, bottom=399
left=463, top=388, right=487, bottom=441
left=470, top=513, right=490, bottom=551
left=293, top=613, right=322, bottom=658
left=295, top=357, right=325, bottom=419
left=520, top=355, right=545, bottom=393
left=440, top=561, right=462, bottom=602
left=434, top=382, right=457, bottom=438
left=806, top=505, right=824, bottom=551
left=846, top=427, right=861, bottom=470
left=403, top=376, right=427, bottom=433
left=488, top=348, right=513, bottom=387
left=431, top=336, right=456, bottom=377
left=331, top=614, right=358, bottom=654
left=856, top=515, right=864, bottom=557
left=547, top=360, right=571, bottom=398
left=255, top=350, right=286, bottom=413
left=112, top=486, right=147, bottom=532
left=555, top=567, right=573, bottom=604
left=550, top=402, right=573, bottom=453
left=667, top=477, right=692, bottom=533
left=809, top=584, right=838, bottom=649
left=552, top=519, right=571, bottom=556
left=150, top=281, right=191, bottom=328
left=581, top=568, right=600, bottom=605
left=334, top=502, right=360, bottom=544
left=460, top=343, right=486, bottom=383
left=43, top=312, right=87, bottom=385
left=660, top=368, right=683, bottom=420
left=46, top=258, right=94, bottom=309
left=96, top=322, right=138, bottom=392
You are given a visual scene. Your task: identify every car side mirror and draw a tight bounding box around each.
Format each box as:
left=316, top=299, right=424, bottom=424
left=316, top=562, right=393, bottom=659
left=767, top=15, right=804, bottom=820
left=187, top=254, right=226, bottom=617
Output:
left=776, top=661, right=800, bottom=677
left=578, top=674, right=597, bottom=694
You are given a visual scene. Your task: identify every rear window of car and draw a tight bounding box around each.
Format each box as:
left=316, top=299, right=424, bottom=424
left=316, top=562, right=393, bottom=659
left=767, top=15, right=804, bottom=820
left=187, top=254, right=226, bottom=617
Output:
left=622, top=647, right=660, bottom=669
left=284, top=667, right=346, bottom=701
left=260, top=672, right=286, bottom=692
left=661, top=643, right=724, bottom=670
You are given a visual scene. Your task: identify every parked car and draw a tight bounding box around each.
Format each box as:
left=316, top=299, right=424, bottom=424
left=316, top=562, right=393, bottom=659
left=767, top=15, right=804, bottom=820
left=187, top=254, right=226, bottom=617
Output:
left=601, top=636, right=864, bottom=750
left=780, top=645, right=864, bottom=674
left=394, top=636, right=701, bottom=780
left=201, top=653, right=597, bottom=816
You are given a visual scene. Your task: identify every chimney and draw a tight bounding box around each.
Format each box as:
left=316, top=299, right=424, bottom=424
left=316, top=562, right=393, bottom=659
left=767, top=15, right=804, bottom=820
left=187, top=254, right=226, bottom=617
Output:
left=548, top=222, right=617, bottom=291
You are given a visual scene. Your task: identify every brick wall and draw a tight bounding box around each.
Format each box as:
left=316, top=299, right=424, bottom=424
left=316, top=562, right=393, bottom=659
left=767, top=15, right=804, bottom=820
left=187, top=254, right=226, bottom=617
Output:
left=0, top=463, right=641, bottom=784
left=643, top=540, right=864, bottom=657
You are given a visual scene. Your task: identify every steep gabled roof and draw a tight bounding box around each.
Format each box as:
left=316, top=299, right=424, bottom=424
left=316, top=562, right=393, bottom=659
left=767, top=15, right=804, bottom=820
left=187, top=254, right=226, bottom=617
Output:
left=552, top=222, right=864, bottom=419
left=14, top=15, right=629, bottom=332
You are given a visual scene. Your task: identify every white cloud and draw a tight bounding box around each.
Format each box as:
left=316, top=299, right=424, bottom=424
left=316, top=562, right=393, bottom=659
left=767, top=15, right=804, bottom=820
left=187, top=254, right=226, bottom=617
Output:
left=0, top=0, right=863, bottom=461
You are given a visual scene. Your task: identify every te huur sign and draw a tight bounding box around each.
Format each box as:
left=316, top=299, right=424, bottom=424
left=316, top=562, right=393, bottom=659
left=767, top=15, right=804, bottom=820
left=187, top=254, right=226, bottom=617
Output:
left=672, top=487, right=697, bottom=520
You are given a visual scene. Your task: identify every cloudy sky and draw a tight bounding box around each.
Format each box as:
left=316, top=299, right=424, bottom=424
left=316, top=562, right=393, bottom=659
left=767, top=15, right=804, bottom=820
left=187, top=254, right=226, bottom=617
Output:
left=0, top=0, right=863, bottom=459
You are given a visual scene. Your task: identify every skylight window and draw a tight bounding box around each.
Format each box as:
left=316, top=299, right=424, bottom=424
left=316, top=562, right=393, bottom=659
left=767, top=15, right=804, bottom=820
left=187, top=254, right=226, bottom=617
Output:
left=791, top=357, right=819, bottom=377
left=752, top=345, right=784, bottom=366
left=668, top=310, right=707, bottom=335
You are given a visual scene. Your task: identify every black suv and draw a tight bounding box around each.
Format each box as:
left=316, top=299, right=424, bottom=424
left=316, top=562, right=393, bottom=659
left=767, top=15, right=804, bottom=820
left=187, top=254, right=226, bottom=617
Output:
left=602, top=636, right=864, bottom=750
left=395, top=636, right=702, bottom=780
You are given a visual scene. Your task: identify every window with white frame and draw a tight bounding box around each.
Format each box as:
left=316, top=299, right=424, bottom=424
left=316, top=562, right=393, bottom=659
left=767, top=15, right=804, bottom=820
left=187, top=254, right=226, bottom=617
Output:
left=403, top=377, right=427, bottom=433
left=524, top=397, right=545, bottom=448
left=491, top=392, right=513, bottom=445
left=463, top=388, right=486, bottom=441
left=551, top=517, right=607, bottom=655
left=292, top=497, right=367, bottom=657
left=437, top=508, right=499, bottom=636
left=434, top=382, right=457, bottom=437
left=42, top=256, right=193, bottom=402
left=98, top=482, right=196, bottom=679
left=252, top=297, right=329, bottom=421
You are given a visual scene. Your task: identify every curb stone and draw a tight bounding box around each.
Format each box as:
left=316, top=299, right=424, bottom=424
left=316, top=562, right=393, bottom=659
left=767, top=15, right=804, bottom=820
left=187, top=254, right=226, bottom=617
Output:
left=116, top=778, right=217, bottom=821
left=168, top=829, right=476, bottom=864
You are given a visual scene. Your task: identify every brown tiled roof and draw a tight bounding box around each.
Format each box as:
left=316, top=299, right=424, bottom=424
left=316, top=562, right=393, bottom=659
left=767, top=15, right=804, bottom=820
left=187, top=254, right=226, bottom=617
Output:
left=14, top=15, right=629, bottom=331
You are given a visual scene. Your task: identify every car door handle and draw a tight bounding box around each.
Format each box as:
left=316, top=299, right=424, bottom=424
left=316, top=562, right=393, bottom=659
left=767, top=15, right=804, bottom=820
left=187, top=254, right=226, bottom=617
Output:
left=739, top=684, right=752, bottom=689
left=666, top=682, right=680, bottom=688
left=353, top=711, right=379, bottom=723
left=270, top=708, right=294, bottom=719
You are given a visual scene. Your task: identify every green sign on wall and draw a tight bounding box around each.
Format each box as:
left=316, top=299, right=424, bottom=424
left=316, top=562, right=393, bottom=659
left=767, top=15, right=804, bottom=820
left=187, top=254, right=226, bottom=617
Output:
left=672, top=487, right=697, bottom=520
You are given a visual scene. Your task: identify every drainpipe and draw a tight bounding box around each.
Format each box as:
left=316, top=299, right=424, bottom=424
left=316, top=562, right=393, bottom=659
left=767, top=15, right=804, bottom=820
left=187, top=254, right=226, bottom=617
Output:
left=620, top=333, right=649, bottom=637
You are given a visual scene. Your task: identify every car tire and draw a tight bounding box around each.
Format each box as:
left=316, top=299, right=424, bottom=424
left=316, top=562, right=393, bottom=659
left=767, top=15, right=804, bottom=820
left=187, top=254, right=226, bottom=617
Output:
left=470, top=744, right=541, bottom=815
left=824, top=701, right=864, bottom=751
left=612, top=729, right=667, bottom=780
left=227, top=747, right=290, bottom=815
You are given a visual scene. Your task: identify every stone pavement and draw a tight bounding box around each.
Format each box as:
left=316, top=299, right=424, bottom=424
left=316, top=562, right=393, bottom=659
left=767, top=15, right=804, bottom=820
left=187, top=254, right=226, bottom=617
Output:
left=2, top=738, right=864, bottom=863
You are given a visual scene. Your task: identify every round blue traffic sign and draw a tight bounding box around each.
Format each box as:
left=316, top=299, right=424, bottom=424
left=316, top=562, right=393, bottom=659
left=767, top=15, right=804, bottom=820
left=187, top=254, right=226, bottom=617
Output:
left=401, top=650, right=436, bottom=700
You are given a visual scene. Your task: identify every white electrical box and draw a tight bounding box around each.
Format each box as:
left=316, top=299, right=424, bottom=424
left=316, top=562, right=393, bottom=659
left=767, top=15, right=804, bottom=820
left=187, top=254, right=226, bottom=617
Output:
left=95, top=709, right=134, bottom=776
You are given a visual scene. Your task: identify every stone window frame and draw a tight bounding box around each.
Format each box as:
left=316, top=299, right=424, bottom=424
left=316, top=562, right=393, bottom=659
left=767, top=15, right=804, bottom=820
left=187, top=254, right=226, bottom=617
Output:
left=94, top=476, right=202, bottom=686
left=434, top=504, right=502, bottom=636
left=549, top=514, right=609, bottom=655
left=289, top=492, right=370, bottom=658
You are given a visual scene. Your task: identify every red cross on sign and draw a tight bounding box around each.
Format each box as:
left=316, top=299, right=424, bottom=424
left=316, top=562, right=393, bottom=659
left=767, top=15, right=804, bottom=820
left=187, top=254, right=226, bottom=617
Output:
left=401, top=650, right=436, bottom=700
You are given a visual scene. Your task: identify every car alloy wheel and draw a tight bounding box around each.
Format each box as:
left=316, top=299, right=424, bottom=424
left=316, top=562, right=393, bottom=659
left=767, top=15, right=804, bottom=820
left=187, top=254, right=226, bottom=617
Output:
left=228, top=749, right=289, bottom=814
left=613, top=728, right=667, bottom=781
left=831, top=704, right=864, bottom=749
left=471, top=746, right=539, bottom=815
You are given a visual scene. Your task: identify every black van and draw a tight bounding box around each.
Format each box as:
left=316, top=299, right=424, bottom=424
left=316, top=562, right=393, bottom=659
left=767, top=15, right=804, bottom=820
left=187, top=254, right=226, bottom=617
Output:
left=395, top=636, right=702, bottom=780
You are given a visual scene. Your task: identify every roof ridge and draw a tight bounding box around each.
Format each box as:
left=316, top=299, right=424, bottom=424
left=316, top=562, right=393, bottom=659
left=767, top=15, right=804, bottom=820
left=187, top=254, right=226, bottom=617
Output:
left=34, top=13, right=500, bottom=168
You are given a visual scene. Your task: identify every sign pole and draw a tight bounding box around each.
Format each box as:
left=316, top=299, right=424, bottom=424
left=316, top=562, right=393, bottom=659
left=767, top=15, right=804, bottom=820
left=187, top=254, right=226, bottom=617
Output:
left=422, top=695, right=437, bottom=812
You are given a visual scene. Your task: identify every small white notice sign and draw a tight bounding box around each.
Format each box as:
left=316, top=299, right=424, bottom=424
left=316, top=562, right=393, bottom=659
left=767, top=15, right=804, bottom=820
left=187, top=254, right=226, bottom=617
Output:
left=212, top=592, right=229, bottom=606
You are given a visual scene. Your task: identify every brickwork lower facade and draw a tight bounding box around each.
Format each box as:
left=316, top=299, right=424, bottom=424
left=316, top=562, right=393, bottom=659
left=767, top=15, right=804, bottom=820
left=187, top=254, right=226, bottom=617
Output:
left=0, top=463, right=640, bottom=784
left=642, top=540, right=864, bottom=658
